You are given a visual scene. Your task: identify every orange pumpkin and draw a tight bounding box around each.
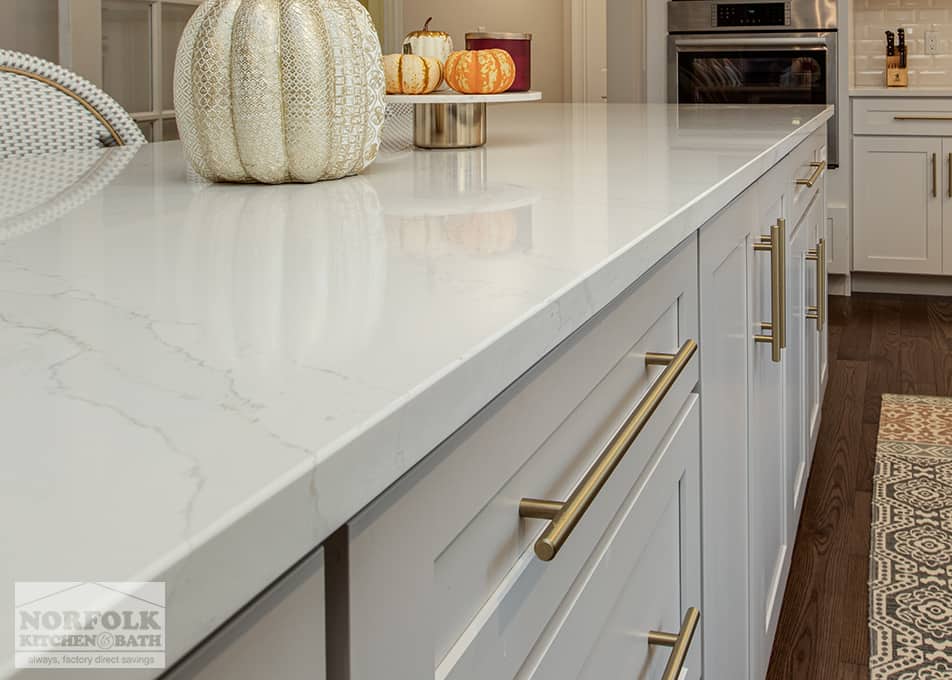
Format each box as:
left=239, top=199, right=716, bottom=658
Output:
left=443, top=49, right=516, bottom=94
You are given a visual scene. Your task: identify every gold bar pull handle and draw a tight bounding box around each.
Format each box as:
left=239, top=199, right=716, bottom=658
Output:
left=895, top=115, right=952, bottom=121
left=753, top=222, right=783, bottom=362
left=648, top=607, right=701, bottom=680
left=519, top=339, right=698, bottom=561
left=779, top=218, right=787, bottom=349
left=806, top=238, right=826, bottom=330
left=947, top=152, right=951, bottom=198
left=933, top=153, right=938, bottom=197
left=795, top=160, right=827, bottom=187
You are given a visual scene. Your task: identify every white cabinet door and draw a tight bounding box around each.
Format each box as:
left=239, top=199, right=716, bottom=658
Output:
left=700, top=176, right=792, bottom=680
left=748, top=192, right=789, bottom=680
left=853, top=136, right=943, bottom=274
left=802, top=191, right=826, bottom=460
left=785, top=199, right=809, bottom=541
left=699, top=189, right=755, bottom=680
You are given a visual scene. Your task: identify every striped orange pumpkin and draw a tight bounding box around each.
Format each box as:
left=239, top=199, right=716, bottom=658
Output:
left=443, top=49, right=516, bottom=94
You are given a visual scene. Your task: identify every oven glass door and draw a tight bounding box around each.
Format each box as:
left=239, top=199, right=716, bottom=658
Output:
left=677, top=48, right=828, bottom=105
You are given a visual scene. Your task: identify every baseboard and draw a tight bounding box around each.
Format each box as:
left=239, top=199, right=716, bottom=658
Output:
left=828, top=273, right=851, bottom=297
left=851, top=272, right=952, bottom=296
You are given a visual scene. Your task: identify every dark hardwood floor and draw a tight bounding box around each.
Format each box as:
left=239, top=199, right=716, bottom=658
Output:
left=766, top=293, right=952, bottom=680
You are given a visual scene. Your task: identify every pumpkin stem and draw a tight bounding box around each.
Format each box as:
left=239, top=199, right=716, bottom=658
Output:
left=423, top=17, right=432, bottom=31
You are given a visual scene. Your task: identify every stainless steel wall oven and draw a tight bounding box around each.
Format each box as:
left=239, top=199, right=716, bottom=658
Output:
left=668, top=0, right=838, bottom=166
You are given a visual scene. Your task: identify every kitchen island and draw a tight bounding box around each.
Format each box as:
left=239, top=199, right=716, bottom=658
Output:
left=0, top=103, right=832, bottom=680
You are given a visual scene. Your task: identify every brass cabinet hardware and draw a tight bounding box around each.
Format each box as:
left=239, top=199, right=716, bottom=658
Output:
left=933, top=153, right=938, bottom=197
left=795, top=161, right=827, bottom=187
left=779, top=218, right=787, bottom=349
left=894, top=115, right=952, bottom=120
left=519, top=339, right=698, bottom=561
left=948, top=153, right=951, bottom=198
left=819, top=237, right=826, bottom=331
left=753, top=220, right=784, bottom=361
left=805, top=238, right=826, bottom=330
left=648, top=607, right=701, bottom=680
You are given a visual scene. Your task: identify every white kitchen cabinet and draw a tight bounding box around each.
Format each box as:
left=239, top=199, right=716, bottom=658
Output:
left=697, top=185, right=754, bottom=680
left=165, top=547, right=325, bottom=680
left=699, top=128, right=828, bottom=680
left=748, top=188, right=788, bottom=680
left=699, top=182, right=788, bottom=680
left=853, top=136, right=943, bottom=274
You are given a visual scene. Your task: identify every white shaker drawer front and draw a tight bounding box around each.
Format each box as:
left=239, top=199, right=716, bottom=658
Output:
left=789, top=129, right=827, bottom=227
left=164, top=548, right=325, bottom=680
left=853, top=97, right=952, bottom=136
left=519, top=396, right=701, bottom=680
left=346, top=237, right=699, bottom=680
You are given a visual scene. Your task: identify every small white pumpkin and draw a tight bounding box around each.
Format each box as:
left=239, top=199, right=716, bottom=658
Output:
left=402, top=17, right=454, bottom=65
left=382, top=54, right=442, bottom=94
left=174, top=0, right=385, bottom=184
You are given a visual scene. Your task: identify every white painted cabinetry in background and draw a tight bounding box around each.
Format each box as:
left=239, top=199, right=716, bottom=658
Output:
left=854, top=136, right=942, bottom=274
left=852, top=98, right=952, bottom=277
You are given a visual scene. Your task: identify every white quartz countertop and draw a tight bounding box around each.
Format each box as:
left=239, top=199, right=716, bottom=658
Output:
left=0, top=102, right=832, bottom=678
left=850, top=86, right=952, bottom=97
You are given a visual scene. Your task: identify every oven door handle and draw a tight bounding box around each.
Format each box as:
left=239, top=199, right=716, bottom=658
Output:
left=673, top=37, right=830, bottom=48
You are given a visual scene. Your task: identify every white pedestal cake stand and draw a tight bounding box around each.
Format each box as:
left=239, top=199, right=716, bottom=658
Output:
left=383, top=90, right=542, bottom=149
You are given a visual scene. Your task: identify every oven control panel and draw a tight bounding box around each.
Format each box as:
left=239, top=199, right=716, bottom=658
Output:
left=713, top=2, right=791, bottom=27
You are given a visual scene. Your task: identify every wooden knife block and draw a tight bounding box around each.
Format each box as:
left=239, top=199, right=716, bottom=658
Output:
left=887, top=55, right=908, bottom=87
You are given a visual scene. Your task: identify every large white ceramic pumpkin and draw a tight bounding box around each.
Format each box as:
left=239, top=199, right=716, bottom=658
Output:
left=174, top=0, right=386, bottom=184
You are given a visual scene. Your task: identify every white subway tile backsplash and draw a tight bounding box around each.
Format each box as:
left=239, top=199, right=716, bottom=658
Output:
left=908, top=53, right=936, bottom=69
left=916, top=69, right=950, bottom=83
left=856, top=70, right=888, bottom=86
left=856, top=8, right=887, bottom=23
left=856, top=38, right=889, bottom=54
left=885, top=9, right=917, bottom=22
left=916, top=8, right=948, bottom=22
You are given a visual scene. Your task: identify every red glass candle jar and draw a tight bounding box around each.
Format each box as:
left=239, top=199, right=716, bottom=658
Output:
left=464, top=32, right=532, bottom=92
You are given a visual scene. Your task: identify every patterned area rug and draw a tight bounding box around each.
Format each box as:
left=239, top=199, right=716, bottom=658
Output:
left=871, top=394, right=952, bottom=680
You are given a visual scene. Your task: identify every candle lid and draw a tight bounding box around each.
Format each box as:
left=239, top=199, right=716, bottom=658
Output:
left=465, top=31, right=532, bottom=40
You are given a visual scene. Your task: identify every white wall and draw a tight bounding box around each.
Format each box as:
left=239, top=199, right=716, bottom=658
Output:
left=402, top=0, right=567, bottom=101
left=0, top=0, right=59, bottom=62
